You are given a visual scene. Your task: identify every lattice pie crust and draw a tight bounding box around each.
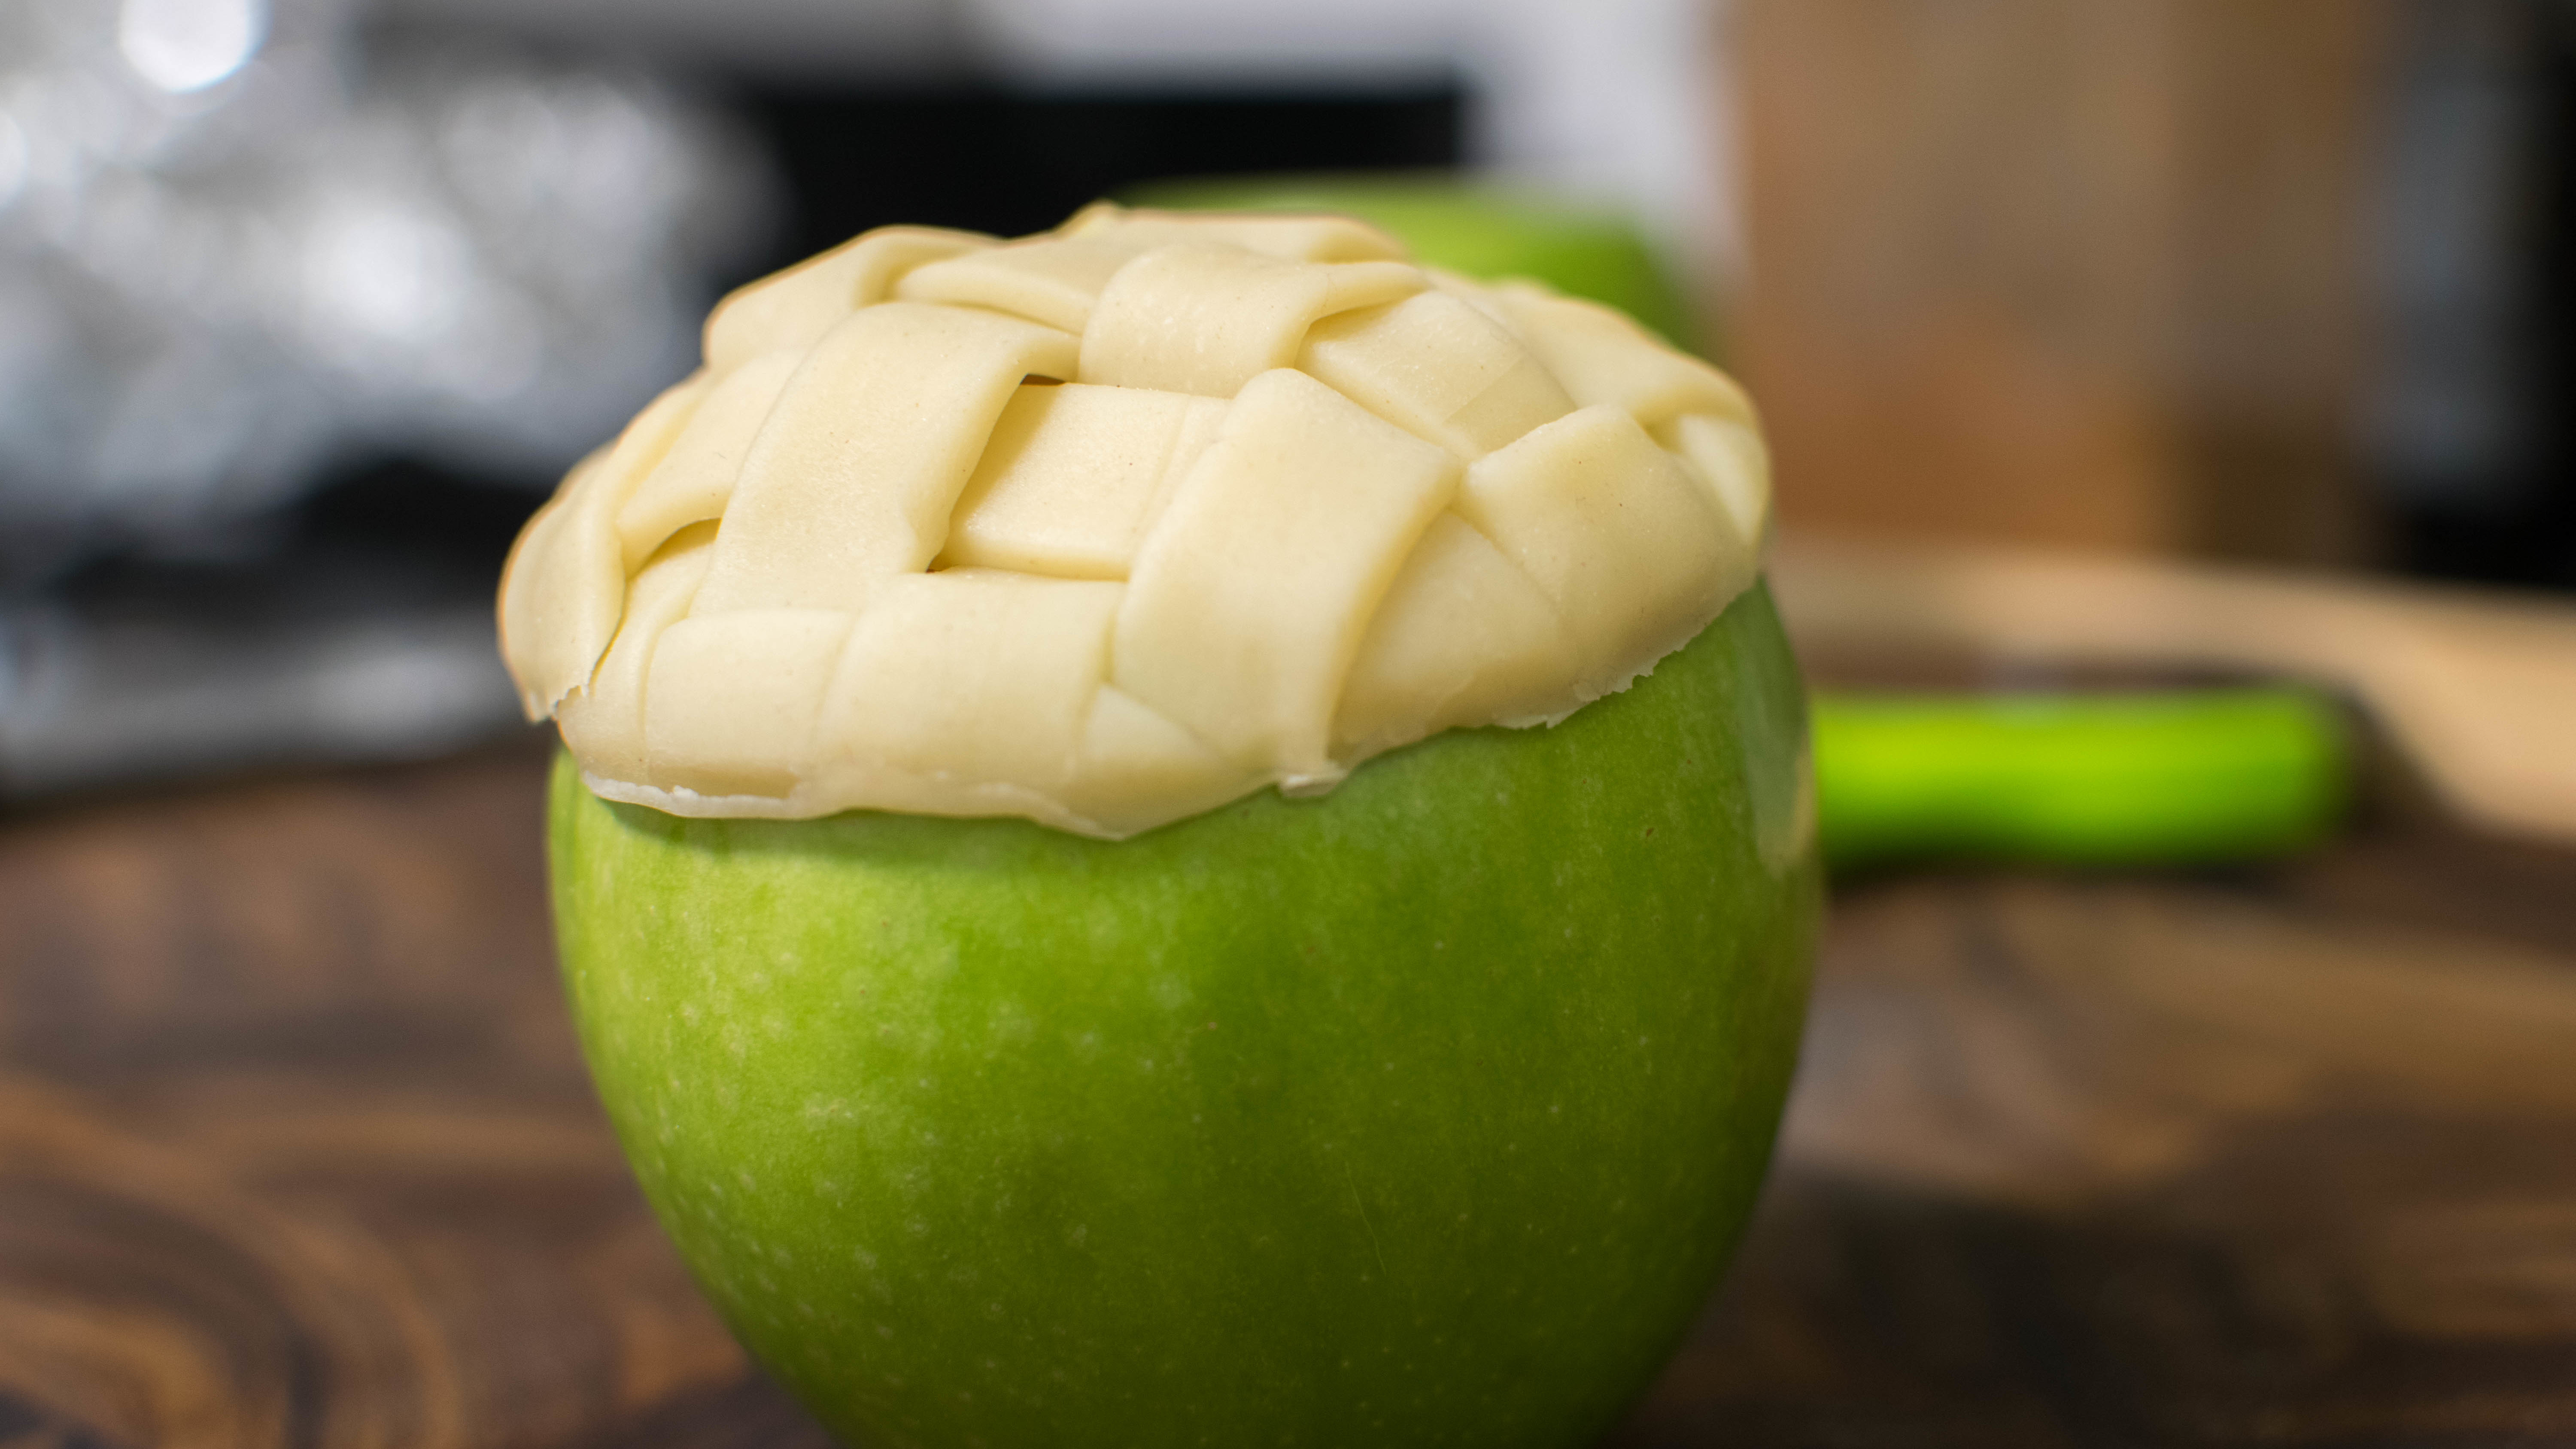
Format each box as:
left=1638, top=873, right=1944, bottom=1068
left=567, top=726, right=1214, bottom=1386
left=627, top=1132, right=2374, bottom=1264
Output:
left=498, top=204, right=1771, bottom=838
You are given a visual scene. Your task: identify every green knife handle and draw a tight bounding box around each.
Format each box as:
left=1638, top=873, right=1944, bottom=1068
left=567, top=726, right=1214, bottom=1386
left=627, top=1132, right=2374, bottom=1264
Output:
left=1810, top=688, right=2348, bottom=868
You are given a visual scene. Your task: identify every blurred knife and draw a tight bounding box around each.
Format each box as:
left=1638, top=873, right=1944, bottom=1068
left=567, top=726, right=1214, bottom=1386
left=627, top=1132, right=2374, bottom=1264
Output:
left=1774, top=534, right=2576, bottom=848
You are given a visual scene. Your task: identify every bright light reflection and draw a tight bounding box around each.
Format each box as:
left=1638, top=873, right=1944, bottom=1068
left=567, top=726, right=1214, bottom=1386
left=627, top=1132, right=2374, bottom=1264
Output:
left=118, top=0, right=267, bottom=94
left=304, top=194, right=474, bottom=349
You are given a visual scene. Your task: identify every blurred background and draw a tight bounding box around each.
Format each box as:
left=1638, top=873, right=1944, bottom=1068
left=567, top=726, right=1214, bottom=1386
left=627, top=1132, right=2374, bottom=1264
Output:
left=0, top=0, right=2569, bottom=808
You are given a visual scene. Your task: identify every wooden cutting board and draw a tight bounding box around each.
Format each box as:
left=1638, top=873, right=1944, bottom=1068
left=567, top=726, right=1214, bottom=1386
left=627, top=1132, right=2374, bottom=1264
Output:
left=3, top=733, right=2573, bottom=1445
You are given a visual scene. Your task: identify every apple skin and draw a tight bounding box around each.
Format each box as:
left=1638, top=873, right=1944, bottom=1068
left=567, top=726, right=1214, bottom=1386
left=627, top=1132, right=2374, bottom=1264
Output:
left=550, top=583, right=1818, bottom=1449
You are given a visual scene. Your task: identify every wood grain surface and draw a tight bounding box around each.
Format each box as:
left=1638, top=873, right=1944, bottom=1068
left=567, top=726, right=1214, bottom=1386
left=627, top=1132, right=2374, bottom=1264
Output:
left=3, top=739, right=2573, bottom=1447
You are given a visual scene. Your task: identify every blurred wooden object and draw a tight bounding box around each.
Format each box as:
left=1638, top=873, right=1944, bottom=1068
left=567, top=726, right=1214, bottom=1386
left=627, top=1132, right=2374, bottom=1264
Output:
left=4, top=724, right=2576, bottom=1443
left=1773, top=533, right=2576, bottom=844
left=1735, top=0, right=2388, bottom=565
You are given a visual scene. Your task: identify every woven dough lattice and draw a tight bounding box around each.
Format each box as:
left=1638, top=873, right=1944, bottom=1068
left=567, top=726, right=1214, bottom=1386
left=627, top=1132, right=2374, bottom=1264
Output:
left=498, top=204, right=1771, bottom=838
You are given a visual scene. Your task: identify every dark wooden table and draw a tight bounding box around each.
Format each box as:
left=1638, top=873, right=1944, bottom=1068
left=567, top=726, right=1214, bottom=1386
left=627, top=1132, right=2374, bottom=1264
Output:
left=6, top=738, right=2574, bottom=1447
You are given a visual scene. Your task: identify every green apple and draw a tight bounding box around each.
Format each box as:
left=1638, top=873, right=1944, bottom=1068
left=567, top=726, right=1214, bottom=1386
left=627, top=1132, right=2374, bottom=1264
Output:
left=551, top=583, right=1817, bottom=1449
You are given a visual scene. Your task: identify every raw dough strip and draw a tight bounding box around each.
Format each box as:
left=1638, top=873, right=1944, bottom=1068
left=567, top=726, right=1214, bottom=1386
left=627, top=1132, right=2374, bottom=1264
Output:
left=1333, top=512, right=1576, bottom=756
left=703, top=226, right=992, bottom=375
left=1114, top=368, right=1458, bottom=779
left=557, top=522, right=719, bottom=786
left=615, top=350, right=803, bottom=573
left=817, top=570, right=1123, bottom=797
left=1078, top=244, right=1423, bottom=397
left=1299, top=289, right=1576, bottom=459
left=1655, top=413, right=1773, bottom=553
left=691, top=303, right=1080, bottom=614
left=1455, top=405, right=1745, bottom=702
left=895, top=234, right=1157, bottom=336
left=1489, top=285, right=1756, bottom=428
left=498, top=372, right=709, bottom=716
left=646, top=608, right=855, bottom=799
left=1061, top=203, right=1408, bottom=264
left=1062, top=687, right=1252, bottom=838
left=939, top=383, right=1229, bottom=581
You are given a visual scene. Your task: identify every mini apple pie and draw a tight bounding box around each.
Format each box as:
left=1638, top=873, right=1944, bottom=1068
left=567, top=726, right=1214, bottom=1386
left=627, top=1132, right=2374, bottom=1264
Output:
left=499, top=205, right=1770, bottom=838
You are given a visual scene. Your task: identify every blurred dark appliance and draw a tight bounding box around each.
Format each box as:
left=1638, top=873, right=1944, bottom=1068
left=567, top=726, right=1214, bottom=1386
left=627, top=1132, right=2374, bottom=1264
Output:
left=738, top=85, right=1462, bottom=268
